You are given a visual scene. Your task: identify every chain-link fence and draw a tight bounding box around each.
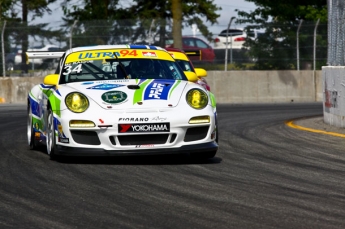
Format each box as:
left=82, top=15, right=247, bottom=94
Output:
left=0, top=18, right=328, bottom=76
left=327, top=0, right=345, bottom=66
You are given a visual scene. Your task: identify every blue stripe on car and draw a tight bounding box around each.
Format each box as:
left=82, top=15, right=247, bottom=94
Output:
left=143, top=79, right=173, bottom=100
left=29, top=96, right=40, bottom=117
left=129, top=45, right=157, bottom=50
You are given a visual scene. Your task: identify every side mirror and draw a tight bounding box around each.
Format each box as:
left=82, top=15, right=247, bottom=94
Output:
left=184, top=71, right=198, bottom=82
left=194, top=68, right=207, bottom=78
left=43, top=74, right=59, bottom=86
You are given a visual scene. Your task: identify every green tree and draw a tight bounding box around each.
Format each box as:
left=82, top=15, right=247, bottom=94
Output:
left=0, top=0, right=15, bottom=74
left=62, top=0, right=134, bottom=47
left=236, top=0, right=327, bottom=70
left=171, top=0, right=182, bottom=49
left=61, top=0, right=221, bottom=49
left=5, top=0, right=59, bottom=73
left=129, top=0, right=221, bottom=46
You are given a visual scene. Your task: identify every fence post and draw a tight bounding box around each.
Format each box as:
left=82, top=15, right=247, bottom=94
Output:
left=148, top=19, right=155, bottom=44
left=313, top=18, right=320, bottom=71
left=296, top=19, right=303, bottom=70
left=1, top=20, right=6, bottom=77
left=225, top=17, right=235, bottom=71
left=70, top=20, right=78, bottom=49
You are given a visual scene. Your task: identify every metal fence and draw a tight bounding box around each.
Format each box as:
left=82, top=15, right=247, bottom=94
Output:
left=327, top=0, right=345, bottom=66
left=0, top=19, right=328, bottom=76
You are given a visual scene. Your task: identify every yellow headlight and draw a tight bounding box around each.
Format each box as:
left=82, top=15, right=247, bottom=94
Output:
left=65, top=92, right=89, bottom=113
left=186, top=89, right=208, bottom=109
left=189, top=116, right=210, bottom=124
left=69, top=120, right=95, bottom=127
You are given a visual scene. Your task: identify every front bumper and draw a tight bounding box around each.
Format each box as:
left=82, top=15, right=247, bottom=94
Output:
left=56, top=142, right=218, bottom=157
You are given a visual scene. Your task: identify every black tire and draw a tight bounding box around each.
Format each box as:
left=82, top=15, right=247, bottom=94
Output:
left=27, top=104, right=37, bottom=150
left=46, top=108, right=58, bottom=160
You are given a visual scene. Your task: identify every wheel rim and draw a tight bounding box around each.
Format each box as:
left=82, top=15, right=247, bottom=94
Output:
left=46, top=111, right=54, bottom=155
left=27, top=106, right=33, bottom=146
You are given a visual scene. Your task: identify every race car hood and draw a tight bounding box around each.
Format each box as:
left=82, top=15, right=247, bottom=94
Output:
left=61, top=79, right=187, bottom=109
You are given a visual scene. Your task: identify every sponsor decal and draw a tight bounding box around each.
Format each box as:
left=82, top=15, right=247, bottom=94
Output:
left=96, top=80, right=129, bottom=83
left=57, top=124, right=63, bottom=133
left=34, top=132, right=41, bottom=139
left=151, top=116, right=167, bottom=121
left=56, top=120, right=67, bottom=138
left=135, top=144, right=154, bottom=148
left=144, top=80, right=173, bottom=100
left=82, top=82, right=94, bottom=85
left=58, top=137, right=70, bottom=143
left=142, top=51, right=157, bottom=57
left=87, top=84, right=124, bottom=90
left=324, top=81, right=337, bottom=110
left=118, top=123, right=170, bottom=133
left=77, top=50, right=138, bottom=60
left=72, top=60, right=93, bottom=64
left=101, top=91, right=127, bottom=104
left=119, top=117, right=149, bottom=122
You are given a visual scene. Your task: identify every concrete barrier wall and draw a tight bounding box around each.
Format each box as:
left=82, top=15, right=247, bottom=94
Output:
left=207, top=70, right=322, bottom=103
left=322, top=66, right=345, bottom=127
left=0, top=70, right=323, bottom=104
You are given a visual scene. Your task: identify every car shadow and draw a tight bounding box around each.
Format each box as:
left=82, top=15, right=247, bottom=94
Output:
left=54, top=153, right=222, bottom=165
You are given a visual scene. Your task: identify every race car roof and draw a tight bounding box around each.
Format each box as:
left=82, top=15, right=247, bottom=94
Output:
left=167, top=50, right=189, bottom=61
left=69, top=44, right=166, bottom=53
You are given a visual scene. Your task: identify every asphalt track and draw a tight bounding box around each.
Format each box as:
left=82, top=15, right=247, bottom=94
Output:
left=0, top=103, right=345, bottom=229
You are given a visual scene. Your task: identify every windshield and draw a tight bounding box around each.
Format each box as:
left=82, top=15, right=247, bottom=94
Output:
left=175, top=59, right=195, bottom=72
left=59, top=51, right=187, bottom=84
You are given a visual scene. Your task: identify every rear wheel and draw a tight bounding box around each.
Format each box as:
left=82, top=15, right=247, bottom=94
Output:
left=46, top=108, right=58, bottom=160
left=27, top=104, right=37, bottom=150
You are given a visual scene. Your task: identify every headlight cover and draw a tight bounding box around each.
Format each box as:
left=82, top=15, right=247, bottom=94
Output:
left=65, top=92, right=89, bottom=113
left=186, top=89, right=208, bottom=109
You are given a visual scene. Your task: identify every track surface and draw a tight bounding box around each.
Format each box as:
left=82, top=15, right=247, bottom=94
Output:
left=1, top=103, right=344, bottom=229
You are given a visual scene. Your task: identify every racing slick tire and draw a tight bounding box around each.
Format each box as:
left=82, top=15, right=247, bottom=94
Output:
left=27, top=103, right=38, bottom=150
left=46, top=107, right=58, bottom=160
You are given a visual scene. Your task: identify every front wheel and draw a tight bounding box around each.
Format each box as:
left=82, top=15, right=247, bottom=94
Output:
left=46, top=108, right=58, bottom=160
left=27, top=104, right=37, bottom=150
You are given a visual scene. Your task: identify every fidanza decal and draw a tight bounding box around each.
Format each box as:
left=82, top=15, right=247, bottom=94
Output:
left=101, top=91, right=127, bottom=104
left=119, top=123, right=170, bottom=133
left=119, top=118, right=149, bottom=122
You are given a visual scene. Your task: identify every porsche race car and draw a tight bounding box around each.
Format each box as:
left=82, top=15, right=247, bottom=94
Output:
left=27, top=45, right=218, bottom=160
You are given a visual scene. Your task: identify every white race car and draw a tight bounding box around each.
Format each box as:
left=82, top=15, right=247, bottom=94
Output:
left=27, top=45, right=218, bottom=160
